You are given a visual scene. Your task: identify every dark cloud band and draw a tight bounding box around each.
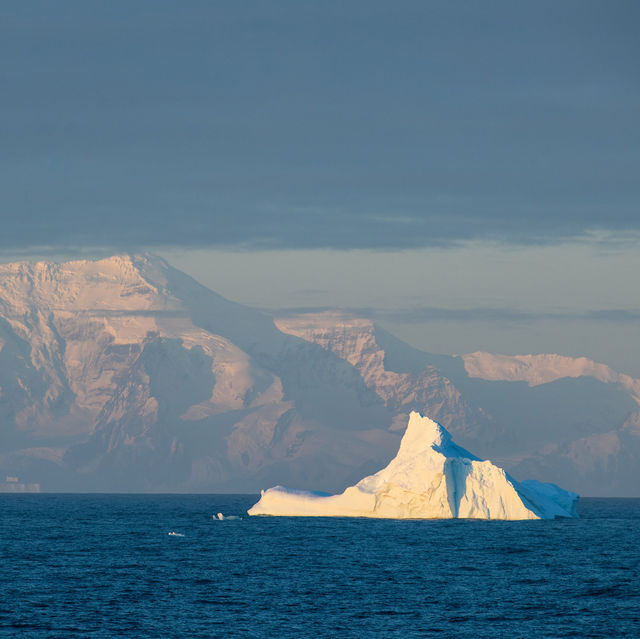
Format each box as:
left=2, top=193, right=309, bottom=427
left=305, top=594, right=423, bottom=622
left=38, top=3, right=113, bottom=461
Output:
left=2, top=1, right=639, bottom=251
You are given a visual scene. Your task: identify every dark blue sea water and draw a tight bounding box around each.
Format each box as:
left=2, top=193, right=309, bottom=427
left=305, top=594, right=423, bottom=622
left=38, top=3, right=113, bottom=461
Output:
left=1, top=496, right=639, bottom=638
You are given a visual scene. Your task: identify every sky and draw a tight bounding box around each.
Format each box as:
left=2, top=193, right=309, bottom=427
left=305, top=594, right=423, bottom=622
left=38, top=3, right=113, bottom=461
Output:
left=1, top=1, right=639, bottom=374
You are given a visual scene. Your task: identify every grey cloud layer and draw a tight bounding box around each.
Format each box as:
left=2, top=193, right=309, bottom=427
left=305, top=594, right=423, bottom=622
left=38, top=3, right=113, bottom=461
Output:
left=2, top=1, right=639, bottom=250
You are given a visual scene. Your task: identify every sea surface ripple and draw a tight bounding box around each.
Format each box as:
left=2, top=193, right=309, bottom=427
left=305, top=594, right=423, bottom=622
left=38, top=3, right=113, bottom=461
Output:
left=1, top=495, right=639, bottom=637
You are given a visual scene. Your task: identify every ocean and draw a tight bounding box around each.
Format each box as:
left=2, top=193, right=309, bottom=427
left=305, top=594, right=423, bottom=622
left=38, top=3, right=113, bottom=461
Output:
left=1, top=495, right=639, bottom=638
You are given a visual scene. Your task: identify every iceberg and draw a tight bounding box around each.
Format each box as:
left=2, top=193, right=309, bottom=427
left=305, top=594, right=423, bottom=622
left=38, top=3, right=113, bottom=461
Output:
left=248, top=412, right=579, bottom=520
left=213, top=513, right=242, bottom=521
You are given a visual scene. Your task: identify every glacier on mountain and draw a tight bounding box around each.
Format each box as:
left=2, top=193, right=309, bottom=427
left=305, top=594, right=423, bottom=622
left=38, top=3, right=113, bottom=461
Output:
left=248, top=411, right=579, bottom=520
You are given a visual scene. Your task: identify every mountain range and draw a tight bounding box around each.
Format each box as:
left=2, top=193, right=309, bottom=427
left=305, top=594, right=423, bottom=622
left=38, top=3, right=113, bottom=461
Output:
left=1, top=255, right=638, bottom=495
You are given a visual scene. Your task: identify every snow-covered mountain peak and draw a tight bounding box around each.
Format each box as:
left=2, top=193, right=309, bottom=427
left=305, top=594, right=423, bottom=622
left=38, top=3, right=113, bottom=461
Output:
left=462, top=351, right=640, bottom=404
left=0, top=253, right=178, bottom=315
left=275, top=311, right=377, bottom=364
left=0, top=255, right=396, bottom=492
left=0, top=254, right=284, bottom=443
left=274, top=312, right=484, bottom=438
left=275, top=311, right=411, bottom=405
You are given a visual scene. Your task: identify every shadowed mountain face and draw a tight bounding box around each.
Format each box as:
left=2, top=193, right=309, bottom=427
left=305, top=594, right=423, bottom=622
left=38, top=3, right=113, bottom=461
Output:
left=274, top=313, right=640, bottom=497
left=0, top=255, right=393, bottom=492
left=0, top=255, right=638, bottom=495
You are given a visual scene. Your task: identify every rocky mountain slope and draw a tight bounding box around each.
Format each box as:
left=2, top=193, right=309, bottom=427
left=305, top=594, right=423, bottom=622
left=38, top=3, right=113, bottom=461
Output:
left=0, top=255, right=393, bottom=492
left=275, top=312, right=640, bottom=496
left=0, top=255, right=638, bottom=495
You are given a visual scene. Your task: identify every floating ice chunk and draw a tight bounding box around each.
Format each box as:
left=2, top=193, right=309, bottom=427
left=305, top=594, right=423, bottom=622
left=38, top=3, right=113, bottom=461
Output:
left=248, top=412, right=579, bottom=520
left=213, top=513, right=242, bottom=521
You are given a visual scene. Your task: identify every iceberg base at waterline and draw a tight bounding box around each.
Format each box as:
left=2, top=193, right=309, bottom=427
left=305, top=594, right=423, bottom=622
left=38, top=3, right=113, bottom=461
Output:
left=248, top=412, right=579, bottom=520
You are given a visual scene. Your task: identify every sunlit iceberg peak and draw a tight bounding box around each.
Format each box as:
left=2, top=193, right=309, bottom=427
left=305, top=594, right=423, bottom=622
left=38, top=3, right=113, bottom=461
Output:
left=248, top=411, right=579, bottom=520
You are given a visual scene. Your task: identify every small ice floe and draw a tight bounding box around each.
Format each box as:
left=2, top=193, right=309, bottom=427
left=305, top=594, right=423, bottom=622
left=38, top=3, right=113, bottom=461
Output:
left=213, top=513, right=242, bottom=521
left=168, top=531, right=185, bottom=537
